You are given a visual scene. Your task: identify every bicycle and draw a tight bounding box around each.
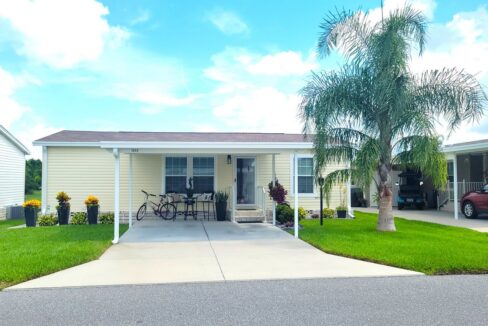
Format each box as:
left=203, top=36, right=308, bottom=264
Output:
left=136, top=190, right=176, bottom=221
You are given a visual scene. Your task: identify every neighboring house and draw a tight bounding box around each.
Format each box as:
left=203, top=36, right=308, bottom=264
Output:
left=366, top=138, right=488, bottom=219
left=0, top=125, right=30, bottom=219
left=34, top=130, right=351, bottom=240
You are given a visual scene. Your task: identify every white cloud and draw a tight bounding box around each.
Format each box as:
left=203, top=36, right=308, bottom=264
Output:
left=14, top=123, right=60, bottom=159
left=0, top=67, right=30, bottom=128
left=130, top=9, right=150, bottom=26
left=204, top=48, right=315, bottom=133
left=368, top=0, right=437, bottom=22
left=0, top=0, right=130, bottom=69
left=206, top=9, right=249, bottom=35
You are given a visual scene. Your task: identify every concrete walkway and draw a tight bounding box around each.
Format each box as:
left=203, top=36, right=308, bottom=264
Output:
left=357, top=207, right=488, bottom=232
left=9, top=220, right=420, bottom=289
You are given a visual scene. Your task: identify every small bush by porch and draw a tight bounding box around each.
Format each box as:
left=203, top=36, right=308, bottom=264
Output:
left=297, top=211, right=488, bottom=275
left=0, top=220, right=128, bottom=290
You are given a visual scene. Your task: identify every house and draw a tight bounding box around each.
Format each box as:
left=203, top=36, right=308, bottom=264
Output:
left=0, top=125, right=30, bottom=219
left=33, top=130, right=351, bottom=242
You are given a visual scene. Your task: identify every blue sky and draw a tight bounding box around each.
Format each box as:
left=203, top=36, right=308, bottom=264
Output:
left=0, top=0, right=487, bottom=157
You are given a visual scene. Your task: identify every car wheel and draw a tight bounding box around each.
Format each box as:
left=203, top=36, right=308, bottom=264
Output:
left=463, top=201, right=477, bottom=219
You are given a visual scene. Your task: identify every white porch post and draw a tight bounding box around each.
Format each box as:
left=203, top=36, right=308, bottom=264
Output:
left=453, top=154, right=459, bottom=220
left=128, top=153, right=133, bottom=228
left=294, top=154, right=299, bottom=238
left=41, top=146, right=48, bottom=214
left=272, top=154, right=276, bottom=226
left=113, top=148, right=120, bottom=244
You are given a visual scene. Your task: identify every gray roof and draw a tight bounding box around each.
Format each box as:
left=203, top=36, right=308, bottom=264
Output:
left=36, top=130, right=312, bottom=143
left=444, top=138, right=488, bottom=148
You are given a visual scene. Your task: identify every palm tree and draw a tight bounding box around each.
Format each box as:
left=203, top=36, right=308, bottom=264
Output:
left=300, top=5, right=487, bottom=231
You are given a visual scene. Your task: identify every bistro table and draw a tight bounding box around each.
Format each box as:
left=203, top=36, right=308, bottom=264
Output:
left=182, top=195, right=198, bottom=220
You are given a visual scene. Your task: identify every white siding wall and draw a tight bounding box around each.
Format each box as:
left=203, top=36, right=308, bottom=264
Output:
left=0, top=133, right=26, bottom=219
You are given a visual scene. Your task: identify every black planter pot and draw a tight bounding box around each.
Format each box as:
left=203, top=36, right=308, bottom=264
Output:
left=87, top=205, right=99, bottom=224
left=57, top=205, right=70, bottom=225
left=24, top=207, right=38, bottom=227
left=337, top=210, right=347, bottom=218
left=215, top=201, right=227, bottom=221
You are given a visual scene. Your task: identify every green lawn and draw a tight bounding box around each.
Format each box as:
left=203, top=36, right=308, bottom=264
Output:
left=25, top=190, right=41, bottom=201
left=0, top=220, right=128, bottom=289
left=298, top=211, right=488, bottom=275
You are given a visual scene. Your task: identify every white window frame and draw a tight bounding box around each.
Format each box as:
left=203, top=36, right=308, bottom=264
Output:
left=290, top=154, right=316, bottom=197
left=162, top=155, right=216, bottom=194
left=192, top=156, right=216, bottom=193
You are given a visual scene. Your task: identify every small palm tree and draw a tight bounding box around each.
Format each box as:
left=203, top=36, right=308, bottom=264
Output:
left=300, top=5, right=487, bottom=231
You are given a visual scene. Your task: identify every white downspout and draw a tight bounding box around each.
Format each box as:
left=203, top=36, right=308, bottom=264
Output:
left=347, top=162, right=354, bottom=218
left=453, top=154, right=459, bottom=220
left=294, top=154, right=299, bottom=238
left=128, top=153, right=133, bottom=228
left=41, top=146, right=48, bottom=214
left=113, top=148, right=120, bottom=244
left=272, top=154, right=276, bottom=226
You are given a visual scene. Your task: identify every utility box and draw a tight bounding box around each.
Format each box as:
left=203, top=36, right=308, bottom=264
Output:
left=6, top=205, right=24, bottom=219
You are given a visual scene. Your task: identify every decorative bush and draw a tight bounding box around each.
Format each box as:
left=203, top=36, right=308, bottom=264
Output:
left=71, top=212, right=87, bottom=225
left=323, top=208, right=335, bottom=219
left=214, top=191, right=229, bottom=203
left=268, top=180, right=288, bottom=204
left=99, top=212, right=114, bottom=224
left=298, top=207, right=307, bottom=220
left=22, top=199, right=41, bottom=209
left=37, top=214, right=58, bottom=226
left=84, top=195, right=99, bottom=206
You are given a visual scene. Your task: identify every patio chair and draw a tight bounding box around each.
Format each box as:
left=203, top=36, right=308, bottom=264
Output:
left=198, top=191, right=215, bottom=221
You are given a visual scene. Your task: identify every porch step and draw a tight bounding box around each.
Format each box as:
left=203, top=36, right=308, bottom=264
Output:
left=234, top=209, right=265, bottom=223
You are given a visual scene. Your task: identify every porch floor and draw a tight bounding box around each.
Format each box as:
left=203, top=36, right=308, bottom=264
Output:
left=10, top=220, right=420, bottom=289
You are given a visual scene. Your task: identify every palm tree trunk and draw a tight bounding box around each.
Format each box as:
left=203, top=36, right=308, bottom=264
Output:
left=377, top=163, right=396, bottom=231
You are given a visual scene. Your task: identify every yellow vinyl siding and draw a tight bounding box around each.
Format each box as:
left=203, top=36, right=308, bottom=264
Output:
left=46, top=148, right=346, bottom=214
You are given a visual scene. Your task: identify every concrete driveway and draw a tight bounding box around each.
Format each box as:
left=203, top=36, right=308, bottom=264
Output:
left=10, top=220, right=420, bottom=289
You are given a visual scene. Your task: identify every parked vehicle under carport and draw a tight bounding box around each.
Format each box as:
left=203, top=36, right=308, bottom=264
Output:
left=397, top=170, right=427, bottom=210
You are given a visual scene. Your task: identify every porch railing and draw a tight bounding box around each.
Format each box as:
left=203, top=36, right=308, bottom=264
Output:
left=256, top=186, right=268, bottom=223
left=446, top=181, right=484, bottom=201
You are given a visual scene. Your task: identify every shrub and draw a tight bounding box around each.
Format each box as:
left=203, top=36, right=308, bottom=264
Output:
left=298, top=207, right=307, bottom=220
left=276, top=204, right=293, bottom=224
left=99, top=212, right=114, bottom=224
left=323, top=208, right=335, bottom=219
left=22, top=199, right=41, bottom=209
left=84, top=195, right=99, bottom=206
left=37, top=214, right=58, bottom=226
left=71, top=212, right=87, bottom=225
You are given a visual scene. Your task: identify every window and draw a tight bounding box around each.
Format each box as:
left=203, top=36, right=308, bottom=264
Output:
left=165, top=157, right=187, bottom=193
left=292, top=157, right=314, bottom=194
left=193, top=157, right=214, bottom=193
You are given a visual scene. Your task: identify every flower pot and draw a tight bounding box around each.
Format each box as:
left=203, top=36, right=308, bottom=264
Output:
left=87, top=205, right=99, bottom=224
left=215, top=201, right=227, bottom=221
left=24, top=207, right=38, bottom=227
left=57, top=205, right=70, bottom=225
left=337, top=210, right=347, bottom=218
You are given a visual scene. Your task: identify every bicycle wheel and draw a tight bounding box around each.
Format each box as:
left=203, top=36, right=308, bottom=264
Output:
left=159, top=203, right=176, bottom=220
left=136, top=204, right=147, bottom=221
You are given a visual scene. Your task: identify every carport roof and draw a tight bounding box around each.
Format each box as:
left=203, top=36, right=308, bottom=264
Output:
left=35, top=130, right=312, bottom=144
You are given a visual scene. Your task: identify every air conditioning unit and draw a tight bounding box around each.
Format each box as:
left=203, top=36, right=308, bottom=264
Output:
left=6, top=205, right=24, bottom=219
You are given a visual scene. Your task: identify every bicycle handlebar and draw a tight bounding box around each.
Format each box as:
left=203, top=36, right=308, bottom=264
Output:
left=141, top=190, right=156, bottom=197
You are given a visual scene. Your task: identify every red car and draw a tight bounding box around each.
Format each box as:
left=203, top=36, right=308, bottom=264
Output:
left=461, top=184, right=488, bottom=218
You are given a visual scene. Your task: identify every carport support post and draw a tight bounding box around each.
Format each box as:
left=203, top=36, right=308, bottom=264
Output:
left=453, top=154, right=459, bottom=220
left=294, top=154, right=299, bottom=238
left=128, top=153, right=133, bottom=228
left=113, top=148, right=120, bottom=244
left=272, top=154, right=276, bottom=226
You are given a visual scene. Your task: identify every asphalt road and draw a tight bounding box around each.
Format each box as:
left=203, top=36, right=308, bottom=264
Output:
left=1, top=275, right=487, bottom=325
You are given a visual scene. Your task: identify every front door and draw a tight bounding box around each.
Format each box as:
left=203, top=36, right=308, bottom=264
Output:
left=235, top=157, right=256, bottom=207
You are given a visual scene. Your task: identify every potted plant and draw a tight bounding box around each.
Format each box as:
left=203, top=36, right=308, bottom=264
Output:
left=22, top=199, right=41, bottom=227
left=336, top=206, right=347, bottom=218
left=268, top=179, right=287, bottom=204
left=185, top=177, right=195, bottom=199
left=214, top=191, right=229, bottom=221
left=84, top=195, right=99, bottom=224
left=56, top=191, right=71, bottom=225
